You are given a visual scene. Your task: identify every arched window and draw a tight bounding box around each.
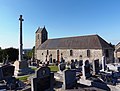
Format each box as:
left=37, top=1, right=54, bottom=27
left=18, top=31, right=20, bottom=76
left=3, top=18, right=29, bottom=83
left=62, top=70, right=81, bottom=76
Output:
left=70, top=50, right=73, bottom=56
left=87, top=49, right=90, bottom=57
left=57, top=50, right=59, bottom=55
left=38, top=34, right=39, bottom=39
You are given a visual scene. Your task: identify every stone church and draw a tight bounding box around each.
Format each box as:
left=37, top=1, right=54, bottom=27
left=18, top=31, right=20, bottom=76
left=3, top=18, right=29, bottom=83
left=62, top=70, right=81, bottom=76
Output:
left=35, top=27, right=114, bottom=64
left=115, top=42, right=120, bottom=62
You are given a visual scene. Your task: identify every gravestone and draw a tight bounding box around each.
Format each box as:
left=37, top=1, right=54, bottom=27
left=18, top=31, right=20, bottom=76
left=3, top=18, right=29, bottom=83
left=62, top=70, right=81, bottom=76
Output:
left=49, top=54, right=52, bottom=63
left=92, top=59, right=99, bottom=75
left=0, top=65, right=19, bottom=90
left=70, top=60, right=76, bottom=69
left=63, top=69, right=77, bottom=89
left=0, top=65, right=15, bottom=80
left=58, top=63, right=66, bottom=71
left=101, top=56, right=106, bottom=71
left=31, top=67, right=54, bottom=91
left=82, top=60, right=91, bottom=79
left=77, top=60, right=83, bottom=68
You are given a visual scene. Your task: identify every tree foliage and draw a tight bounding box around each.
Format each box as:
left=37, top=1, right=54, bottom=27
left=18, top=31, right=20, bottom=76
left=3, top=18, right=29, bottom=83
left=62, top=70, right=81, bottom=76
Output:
left=0, top=47, right=18, bottom=63
left=23, top=46, right=35, bottom=60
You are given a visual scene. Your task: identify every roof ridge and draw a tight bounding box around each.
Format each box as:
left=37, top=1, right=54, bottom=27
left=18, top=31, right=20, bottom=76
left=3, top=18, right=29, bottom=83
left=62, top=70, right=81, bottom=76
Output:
left=116, top=42, right=120, bottom=46
left=49, top=34, right=98, bottom=40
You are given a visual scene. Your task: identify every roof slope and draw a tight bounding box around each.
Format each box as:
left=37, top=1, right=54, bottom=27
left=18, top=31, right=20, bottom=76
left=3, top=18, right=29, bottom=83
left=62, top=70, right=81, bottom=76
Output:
left=35, top=26, right=47, bottom=33
left=38, top=34, right=113, bottom=50
left=116, top=48, right=120, bottom=52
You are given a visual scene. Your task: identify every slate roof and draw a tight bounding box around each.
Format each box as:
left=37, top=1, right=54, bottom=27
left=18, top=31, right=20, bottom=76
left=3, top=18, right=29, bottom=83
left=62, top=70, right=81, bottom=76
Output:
left=38, top=34, right=113, bottom=50
left=115, top=42, right=120, bottom=52
left=116, top=42, right=120, bottom=46
left=35, top=27, right=43, bottom=33
left=116, top=48, right=120, bottom=52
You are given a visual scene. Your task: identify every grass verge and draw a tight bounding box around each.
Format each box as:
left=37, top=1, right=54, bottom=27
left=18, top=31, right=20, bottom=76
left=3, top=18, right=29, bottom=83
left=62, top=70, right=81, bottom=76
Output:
left=48, top=65, right=59, bottom=72
left=17, top=75, right=29, bottom=82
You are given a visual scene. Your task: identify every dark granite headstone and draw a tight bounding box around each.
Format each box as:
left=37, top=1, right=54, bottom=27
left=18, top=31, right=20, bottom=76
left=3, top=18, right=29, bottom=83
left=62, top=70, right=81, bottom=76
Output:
left=31, top=67, right=54, bottom=91
left=63, top=69, right=77, bottom=89
left=70, top=60, right=76, bottom=69
left=0, top=65, right=15, bottom=80
left=58, top=63, right=66, bottom=71
left=82, top=60, right=91, bottom=79
left=93, top=59, right=99, bottom=75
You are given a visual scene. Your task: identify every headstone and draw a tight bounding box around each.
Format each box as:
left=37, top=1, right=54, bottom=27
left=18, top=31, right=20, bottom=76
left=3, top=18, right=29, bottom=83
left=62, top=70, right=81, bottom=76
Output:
left=49, top=54, right=52, bottom=63
left=5, top=55, right=9, bottom=65
left=70, top=60, right=76, bottom=69
left=92, top=59, right=99, bottom=75
left=53, top=59, right=56, bottom=63
left=101, top=56, right=106, bottom=71
left=63, top=69, right=77, bottom=89
left=58, top=63, right=66, bottom=71
left=31, top=67, right=54, bottom=91
left=82, top=60, right=91, bottom=79
left=0, top=65, right=15, bottom=80
left=78, top=60, right=83, bottom=67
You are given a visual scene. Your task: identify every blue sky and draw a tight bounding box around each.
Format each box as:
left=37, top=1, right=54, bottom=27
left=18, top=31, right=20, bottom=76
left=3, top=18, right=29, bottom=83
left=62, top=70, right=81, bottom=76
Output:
left=0, top=0, right=120, bottom=49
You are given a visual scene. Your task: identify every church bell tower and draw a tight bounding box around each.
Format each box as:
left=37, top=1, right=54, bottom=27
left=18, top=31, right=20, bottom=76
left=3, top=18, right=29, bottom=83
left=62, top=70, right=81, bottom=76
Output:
left=35, top=26, right=48, bottom=59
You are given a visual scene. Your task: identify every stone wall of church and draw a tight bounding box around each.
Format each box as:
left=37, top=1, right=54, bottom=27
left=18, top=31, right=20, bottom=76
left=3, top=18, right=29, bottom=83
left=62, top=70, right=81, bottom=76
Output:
left=36, top=49, right=104, bottom=63
left=106, top=49, right=114, bottom=63
left=116, top=52, right=120, bottom=58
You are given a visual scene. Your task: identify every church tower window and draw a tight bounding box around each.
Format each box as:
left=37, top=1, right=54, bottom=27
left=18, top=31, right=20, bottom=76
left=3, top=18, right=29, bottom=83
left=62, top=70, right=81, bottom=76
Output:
left=38, top=34, right=39, bottom=39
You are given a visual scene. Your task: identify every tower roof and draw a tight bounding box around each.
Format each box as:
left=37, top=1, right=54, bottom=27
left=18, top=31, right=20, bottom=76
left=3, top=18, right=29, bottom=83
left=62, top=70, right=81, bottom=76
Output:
left=35, top=26, right=46, bottom=33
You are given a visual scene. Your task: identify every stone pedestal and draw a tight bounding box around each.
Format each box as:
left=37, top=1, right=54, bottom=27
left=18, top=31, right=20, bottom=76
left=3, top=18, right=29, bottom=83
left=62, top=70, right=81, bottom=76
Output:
left=13, top=60, right=32, bottom=76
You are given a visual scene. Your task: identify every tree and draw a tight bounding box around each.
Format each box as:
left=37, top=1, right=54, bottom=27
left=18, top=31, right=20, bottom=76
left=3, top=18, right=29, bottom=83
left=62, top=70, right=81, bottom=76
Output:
left=1, top=47, right=18, bottom=62
left=23, top=46, right=35, bottom=60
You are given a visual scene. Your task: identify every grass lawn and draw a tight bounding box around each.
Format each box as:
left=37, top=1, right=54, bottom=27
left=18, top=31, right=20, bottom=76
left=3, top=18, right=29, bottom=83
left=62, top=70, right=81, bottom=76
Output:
left=30, top=65, right=59, bottom=72
left=17, top=66, right=58, bottom=82
left=17, top=75, right=30, bottom=82
left=30, top=67, right=38, bottom=71
left=48, top=65, right=59, bottom=72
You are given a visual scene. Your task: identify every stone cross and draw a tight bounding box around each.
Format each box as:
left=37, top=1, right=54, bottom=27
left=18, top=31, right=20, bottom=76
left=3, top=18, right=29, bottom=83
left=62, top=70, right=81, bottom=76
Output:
left=19, top=15, right=24, bottom=61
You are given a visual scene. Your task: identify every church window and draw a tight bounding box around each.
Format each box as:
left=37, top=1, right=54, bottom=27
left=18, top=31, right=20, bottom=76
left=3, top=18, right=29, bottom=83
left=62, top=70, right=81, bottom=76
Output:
left=38, top=34, right=39, bottom=39
left=47, top=50, right=49, bottom=55
left=42, top=53, right=43, bottom=55
left=87, top=49, right=90, bottom=57
left=70, top=50, right=73, bottom=56
left=57, top=50, right=59, bottom=55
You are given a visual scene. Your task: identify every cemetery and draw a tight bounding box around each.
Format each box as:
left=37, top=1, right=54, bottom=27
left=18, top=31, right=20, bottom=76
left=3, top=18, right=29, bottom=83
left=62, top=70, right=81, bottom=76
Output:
left=1, top=15, right=120, bottom=91
left=1, top=53, right=120, bottom=90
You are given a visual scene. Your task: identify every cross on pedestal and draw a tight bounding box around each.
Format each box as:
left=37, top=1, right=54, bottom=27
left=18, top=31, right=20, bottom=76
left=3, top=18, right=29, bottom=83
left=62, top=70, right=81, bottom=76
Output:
left=19, top=15, right=24, bottom=61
